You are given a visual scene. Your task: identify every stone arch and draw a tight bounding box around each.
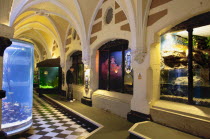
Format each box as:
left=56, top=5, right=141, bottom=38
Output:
left=88, top=0, right=133, bottom=49
left=88, top=0, right=136, bottom=56
left=90, top=37, right=129, bottom=94
left=10, top=0, right=87, bottom=67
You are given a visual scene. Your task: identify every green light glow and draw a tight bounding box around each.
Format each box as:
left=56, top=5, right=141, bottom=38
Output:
left=39, top=85, right=55, bottom=89
left=39, top=67, right=59, bottom=89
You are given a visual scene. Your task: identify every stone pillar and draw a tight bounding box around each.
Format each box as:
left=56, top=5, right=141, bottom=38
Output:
left=127, top=0, right=150, bottom=123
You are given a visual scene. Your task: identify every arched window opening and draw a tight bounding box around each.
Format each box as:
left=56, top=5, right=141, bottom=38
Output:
left=98, top=39, right=133, bottom=94
left=160, top=12, right=210, bottom=107
left=71, top=51, right=84, bottom=85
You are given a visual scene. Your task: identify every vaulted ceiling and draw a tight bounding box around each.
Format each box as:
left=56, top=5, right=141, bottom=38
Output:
left=0, top=0, right=138, bottom=63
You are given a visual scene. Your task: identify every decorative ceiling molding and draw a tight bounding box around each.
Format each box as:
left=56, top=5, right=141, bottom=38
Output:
left=35, top=9, right=50, bottom=17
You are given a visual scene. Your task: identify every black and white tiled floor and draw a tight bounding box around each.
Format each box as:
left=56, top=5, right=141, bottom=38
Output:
left=9, top=94, right=90, bottom=139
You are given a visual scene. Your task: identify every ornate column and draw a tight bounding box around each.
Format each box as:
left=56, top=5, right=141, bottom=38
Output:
left=127, top=0, right=150, bottom=123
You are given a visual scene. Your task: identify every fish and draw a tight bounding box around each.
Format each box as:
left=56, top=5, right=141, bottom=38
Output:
left=8, top=92, right=13, bottom=95
left=14, top=102, right=20, bottom=106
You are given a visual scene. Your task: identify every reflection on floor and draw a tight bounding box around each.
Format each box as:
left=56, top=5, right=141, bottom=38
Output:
left=45, top=94, right=133, bottom=139
left=9, top=94, right=89, bottom=139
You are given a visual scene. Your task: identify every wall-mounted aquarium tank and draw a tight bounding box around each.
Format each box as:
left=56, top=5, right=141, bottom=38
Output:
left=37, top=58, right=62, bottom=94
left=160, top=30, right=210, bottom=107
left=39, top=67, right=59, bottom=89
left=2, top=39, right=34, bottom=136
left=99, top=39, right=133, bottom=94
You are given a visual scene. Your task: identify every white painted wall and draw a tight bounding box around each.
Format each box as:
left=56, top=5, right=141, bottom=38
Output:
left=89, top=0, right=131, bottom=98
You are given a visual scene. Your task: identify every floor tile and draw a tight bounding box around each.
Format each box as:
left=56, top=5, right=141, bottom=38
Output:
left=9, top=94, right=90, bottom=139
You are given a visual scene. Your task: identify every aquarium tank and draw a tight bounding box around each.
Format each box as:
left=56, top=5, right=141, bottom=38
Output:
left=99, top=40, right=133, bottom=94
left=160, top=33, right=210, bottom=106
left=39, top=67, right=59, bottom=89
left=2, top=39, right=34, bottom=135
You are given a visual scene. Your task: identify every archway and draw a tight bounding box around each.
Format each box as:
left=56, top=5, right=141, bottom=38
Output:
left=159, top=11, right=210, bottom=107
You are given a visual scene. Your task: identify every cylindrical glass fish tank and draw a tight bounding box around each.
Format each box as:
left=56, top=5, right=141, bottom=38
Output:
left=1, top=39, right=34, bottom=136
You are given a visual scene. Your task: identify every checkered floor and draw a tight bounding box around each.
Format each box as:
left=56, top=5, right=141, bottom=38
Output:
left=9, top=94, right=90, bottom=139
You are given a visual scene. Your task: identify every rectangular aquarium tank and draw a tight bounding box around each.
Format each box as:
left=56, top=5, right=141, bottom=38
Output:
left=39, top=67, right=59, bottom=89
left=160, top=33, right=210, bottom=107
left=2, top=39, right=34, bottom=135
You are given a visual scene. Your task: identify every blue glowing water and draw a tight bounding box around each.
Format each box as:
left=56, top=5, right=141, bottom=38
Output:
left=2, top=39, right=34, bottom=135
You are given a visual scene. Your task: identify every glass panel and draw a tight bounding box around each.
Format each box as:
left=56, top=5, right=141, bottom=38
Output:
left=160, top=32, right=210, bottom=107
left=72, top=64, right=77, bottom=84
left=39, top=67, right=59, bottom=89
left=33, top=70, right=38, bottom=84
left=110, top=51, right=122, bottom=92
left=71, top=53, right=84, bottom=85
left=78, top=55, right=83, bottom=64
left=99, top=51, right=109, bottom=90
left=124, top=49, right=133, bottom=94
left=72, top=56, right=78, bottom=64
left=2, top=40, right=34, bottom=135
left=77, top=64, right=84, bottom=85
left=192, top=35, right=210, bottom=106
left=160, top=34, right=189, bottom=99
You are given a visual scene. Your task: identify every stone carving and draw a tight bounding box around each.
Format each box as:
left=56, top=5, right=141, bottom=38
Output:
left=35, top=9, right=49, bottom=17
left=133, top=49, right=147, bottom=64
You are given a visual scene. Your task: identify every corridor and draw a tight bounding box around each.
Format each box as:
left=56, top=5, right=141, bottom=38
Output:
left=0, top=0, right=210, bottom=138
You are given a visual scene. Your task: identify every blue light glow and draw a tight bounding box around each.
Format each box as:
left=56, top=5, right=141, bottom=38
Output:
left=2, top=39, right=34, bottom=135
